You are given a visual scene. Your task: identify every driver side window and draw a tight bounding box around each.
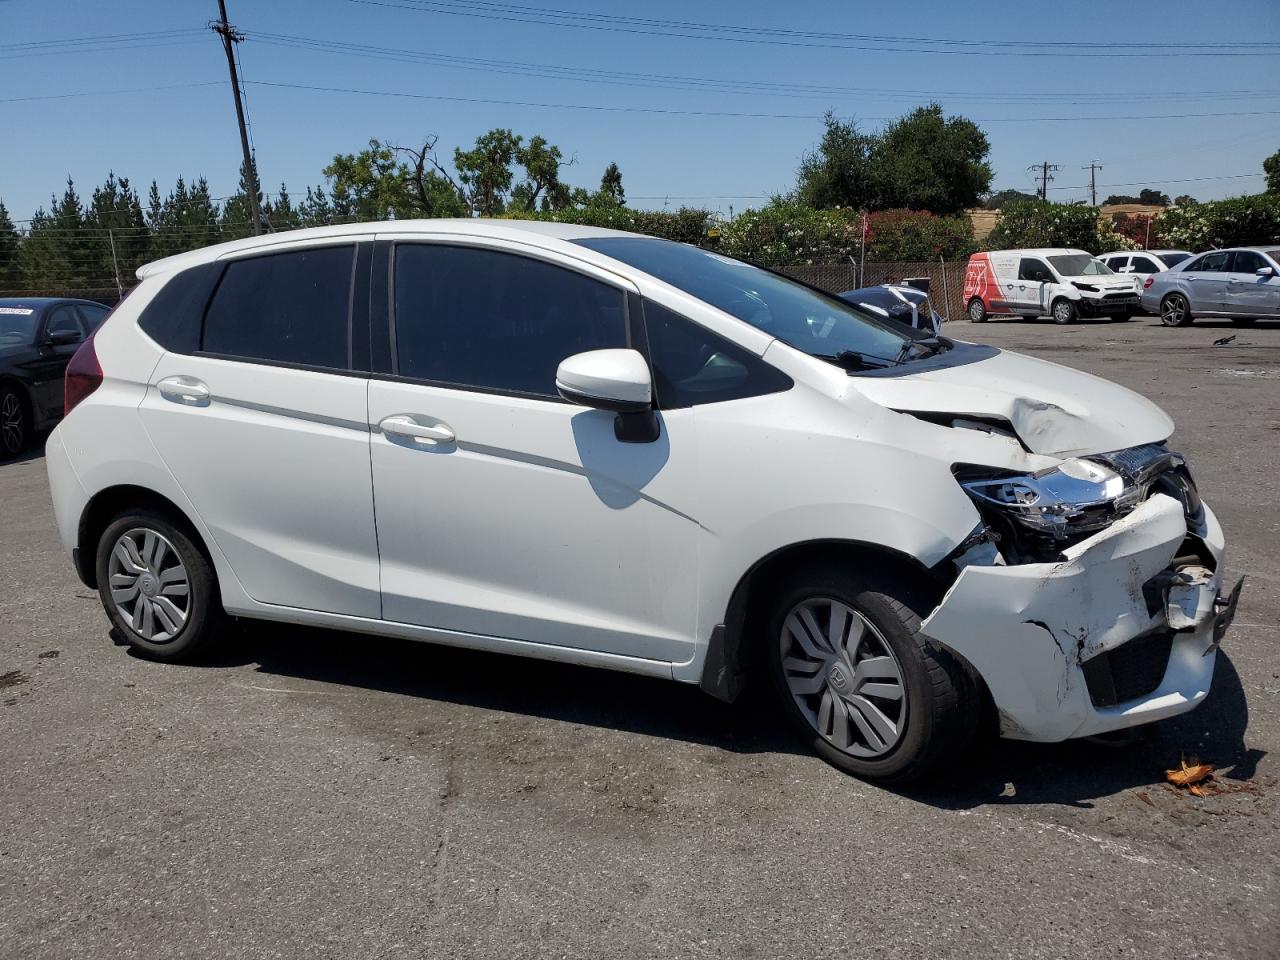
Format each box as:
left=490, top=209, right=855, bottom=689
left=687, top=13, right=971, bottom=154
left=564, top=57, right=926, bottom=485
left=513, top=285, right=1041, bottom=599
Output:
left=1018, top=259, right=1050, bottom=282
left=45, top=305, right=85, bottom=342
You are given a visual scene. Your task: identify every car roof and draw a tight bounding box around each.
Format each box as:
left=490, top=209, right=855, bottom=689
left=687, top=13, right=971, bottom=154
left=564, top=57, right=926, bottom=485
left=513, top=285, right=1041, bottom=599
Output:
left=0, top=297, right=102, bottom=310
left=136, top=218, right=645, bottom=279
left=978, top=248, right=1090, bottom=257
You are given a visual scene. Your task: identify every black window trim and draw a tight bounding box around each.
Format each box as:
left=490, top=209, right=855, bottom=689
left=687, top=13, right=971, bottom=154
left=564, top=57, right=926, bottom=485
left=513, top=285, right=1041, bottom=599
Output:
left=194, top=241, right=367, bottom=377
left=381, top=239, right=638, bottom=405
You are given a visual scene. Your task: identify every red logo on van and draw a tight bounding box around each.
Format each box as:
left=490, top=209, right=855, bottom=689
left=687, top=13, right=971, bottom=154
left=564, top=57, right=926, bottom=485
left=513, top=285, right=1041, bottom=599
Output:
left=963, top=254, right=994, bottom=306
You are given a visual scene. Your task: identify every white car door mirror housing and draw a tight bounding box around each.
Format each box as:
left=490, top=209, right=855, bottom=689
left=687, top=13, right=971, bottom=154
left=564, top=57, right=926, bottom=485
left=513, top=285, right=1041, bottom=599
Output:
left=556, top=349, right=652, bottom=413
left=556, top=349, right=660, bottom=443
left=1256, top=266, right=1275, bottom=277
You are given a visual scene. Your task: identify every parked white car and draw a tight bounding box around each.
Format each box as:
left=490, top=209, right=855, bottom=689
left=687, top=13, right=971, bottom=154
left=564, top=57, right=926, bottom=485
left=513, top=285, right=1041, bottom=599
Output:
left=1098, top=249, right=1194, bottom=286
left=46, top=221, right=1241, bottom=782
left=964, top=248, right=1143, bottom=324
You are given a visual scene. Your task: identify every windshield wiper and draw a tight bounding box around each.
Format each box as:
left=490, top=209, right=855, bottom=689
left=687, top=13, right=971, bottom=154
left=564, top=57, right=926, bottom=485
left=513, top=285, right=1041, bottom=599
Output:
left=819, top=350, right=897, bottom=372
left=895, top=336, right=948, bottom=363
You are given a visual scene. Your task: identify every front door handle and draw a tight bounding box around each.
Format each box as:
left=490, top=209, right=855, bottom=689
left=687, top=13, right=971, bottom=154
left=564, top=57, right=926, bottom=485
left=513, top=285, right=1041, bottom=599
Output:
left=379, top=415, right=456, bottom=445
left=156, top=376, right=210, bottom=405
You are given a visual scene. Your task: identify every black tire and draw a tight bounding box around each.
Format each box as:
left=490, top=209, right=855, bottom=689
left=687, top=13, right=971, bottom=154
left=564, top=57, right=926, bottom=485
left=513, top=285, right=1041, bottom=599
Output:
left=0, top=384, right=29, bottom=460
left=1050, top=298, right=1077, bottom=325
left=1230, top=317, right=1258, bottom=326
left=94, top=507, right=226, bottom=661
left=763, top=566, right=978, bottom=783
left=1160, top=293, right=1193, bottom=327
left=966, top=297, right=988, bottom=323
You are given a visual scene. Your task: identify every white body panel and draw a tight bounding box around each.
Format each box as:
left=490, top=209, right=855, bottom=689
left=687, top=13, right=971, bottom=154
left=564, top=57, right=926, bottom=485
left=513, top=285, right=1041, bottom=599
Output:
left=46, top=219, right=1234, bottom=746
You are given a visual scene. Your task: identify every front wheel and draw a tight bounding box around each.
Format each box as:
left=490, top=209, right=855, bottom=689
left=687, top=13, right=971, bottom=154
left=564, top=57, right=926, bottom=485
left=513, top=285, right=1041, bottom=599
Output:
left=1051, top=299, right=1077, bottom=325
left=765, top=567, right=977, bottom=783
left=95, top=508, right=226, bottom=661
left=1160, top=293, right=1193, bottom=327
left=966, top=297, right=988, bottom=323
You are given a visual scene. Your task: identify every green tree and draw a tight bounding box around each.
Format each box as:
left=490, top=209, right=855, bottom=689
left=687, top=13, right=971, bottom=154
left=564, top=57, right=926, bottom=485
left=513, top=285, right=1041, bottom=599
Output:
left=1102, top=194, right=1140, bottom=205
left=85, top=172, right=148, bottom=290
left=298, top=184, right=337, bottom=226
left=1264, top=148, right=1280, bottom=194
left=870, top=104, right=992, bottom=215
left=455, top=128, right=521, bottom=216
left=1173, top=194, right=1196, bottom=206
left=1138, top=188, right=1171, bottom=207
left=221, top=160, right=265, bottom=240
left=983, top=189, right=1036, bottom=210
left=796, top=112, right=876, bottom=210
left=19, top=179, right=97, bottom=296
left=598, top=162, right=625, bottom=206
left=325, top=140, right=413, bottom=221
left=0, top=201, right=19, bottom=293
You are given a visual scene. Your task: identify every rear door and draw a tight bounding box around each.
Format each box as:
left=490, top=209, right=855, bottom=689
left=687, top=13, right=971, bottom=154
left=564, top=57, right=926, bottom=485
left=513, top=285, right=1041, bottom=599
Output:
left=1182, top=250, right=1231, bottom=313
left=1224, top=250, right=1280, bottom=317
left=139, top=241, right=383, bottom=618
left=366, top=238, right=701, bottom=664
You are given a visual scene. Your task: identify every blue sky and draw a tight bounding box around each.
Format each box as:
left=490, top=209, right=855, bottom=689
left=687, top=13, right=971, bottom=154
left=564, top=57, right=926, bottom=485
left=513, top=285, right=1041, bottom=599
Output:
left=2, top=0, right=1279, bottom=223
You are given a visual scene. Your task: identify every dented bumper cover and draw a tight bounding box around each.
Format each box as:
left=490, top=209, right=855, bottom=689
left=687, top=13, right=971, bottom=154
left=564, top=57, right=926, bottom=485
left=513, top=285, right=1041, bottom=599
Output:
left=922, top=493, right=1233, bottom=742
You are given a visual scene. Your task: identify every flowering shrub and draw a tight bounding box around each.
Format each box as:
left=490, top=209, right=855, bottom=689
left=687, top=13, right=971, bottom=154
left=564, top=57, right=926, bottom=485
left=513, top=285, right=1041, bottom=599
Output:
left=1156, top=195, right=1280, bottom=251
left=863, top=209, right=976, bottom=261
left=503, top=205, right=713, bottom=245
left=986, top=199, right=1115, bottom=251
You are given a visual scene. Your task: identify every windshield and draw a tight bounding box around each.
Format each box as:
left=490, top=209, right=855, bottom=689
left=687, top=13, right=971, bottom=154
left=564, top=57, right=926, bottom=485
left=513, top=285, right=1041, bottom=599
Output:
left=1047, top=254, right=1112, bottom=277
left=1158, top=252, right=1191, bottom=267
left=575, top=237, right=917, bottom=366
left=0, top=306, right=38, bottom=345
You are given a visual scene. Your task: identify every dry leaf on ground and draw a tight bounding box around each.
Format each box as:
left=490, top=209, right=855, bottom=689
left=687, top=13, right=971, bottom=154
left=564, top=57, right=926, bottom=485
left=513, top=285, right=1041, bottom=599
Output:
left=1166, top=758, right=1215, bottom=791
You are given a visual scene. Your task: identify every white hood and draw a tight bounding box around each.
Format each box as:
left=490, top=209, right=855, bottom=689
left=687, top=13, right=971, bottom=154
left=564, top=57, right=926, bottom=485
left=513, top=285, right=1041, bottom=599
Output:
left=852, top=348, right=1173, bottom=458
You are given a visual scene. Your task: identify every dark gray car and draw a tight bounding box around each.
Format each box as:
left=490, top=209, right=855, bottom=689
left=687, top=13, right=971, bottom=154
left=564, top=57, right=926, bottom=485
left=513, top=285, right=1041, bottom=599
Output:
left=1140, top=247, right=1280, bottom=327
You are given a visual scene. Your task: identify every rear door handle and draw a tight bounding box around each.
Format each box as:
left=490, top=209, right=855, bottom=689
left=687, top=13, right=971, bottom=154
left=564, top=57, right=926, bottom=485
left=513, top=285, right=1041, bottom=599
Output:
left=156, top=376, right=210, bottom=405
left=379, top=415, right=456, bottom=445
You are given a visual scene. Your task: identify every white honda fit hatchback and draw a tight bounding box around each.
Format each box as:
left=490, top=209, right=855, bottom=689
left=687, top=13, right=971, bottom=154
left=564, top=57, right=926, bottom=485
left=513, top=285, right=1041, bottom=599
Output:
left=46, top=220, right=1242, bottom=782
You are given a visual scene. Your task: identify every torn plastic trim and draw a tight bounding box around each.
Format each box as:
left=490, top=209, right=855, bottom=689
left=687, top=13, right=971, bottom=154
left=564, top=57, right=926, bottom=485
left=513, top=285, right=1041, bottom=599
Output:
left=920, top=493, right=1222, bottom=742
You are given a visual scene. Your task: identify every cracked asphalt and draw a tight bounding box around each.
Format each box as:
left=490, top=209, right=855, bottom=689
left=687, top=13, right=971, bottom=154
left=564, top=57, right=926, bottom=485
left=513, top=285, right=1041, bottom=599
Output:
left=1, top=313, right=1277, bottom=959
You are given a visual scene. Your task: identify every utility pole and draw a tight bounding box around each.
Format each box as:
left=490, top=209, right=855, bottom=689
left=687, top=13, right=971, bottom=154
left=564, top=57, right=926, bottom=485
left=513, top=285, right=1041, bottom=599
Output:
left=107, top=229, right=123, bottom=301
left=212, top=0, right=262, bottom=235
left=1082, top=160, right=1103, bottom=205
left=1028, top=161, right=1060, bottom=200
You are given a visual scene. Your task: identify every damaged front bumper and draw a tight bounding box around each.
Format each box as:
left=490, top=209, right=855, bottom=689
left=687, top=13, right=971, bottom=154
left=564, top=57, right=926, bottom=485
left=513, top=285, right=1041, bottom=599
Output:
left=921, top=493, right=1240, bottom=742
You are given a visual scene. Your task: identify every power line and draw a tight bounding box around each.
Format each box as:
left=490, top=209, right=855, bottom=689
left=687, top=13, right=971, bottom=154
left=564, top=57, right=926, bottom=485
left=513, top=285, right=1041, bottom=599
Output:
left=349, top=0, right=1280, bottom=57
left=0, top=81, right=222, bottom=104
left=247, top=31, right=1280, bottom=105
left=241, top=78, right=1280, bottom=123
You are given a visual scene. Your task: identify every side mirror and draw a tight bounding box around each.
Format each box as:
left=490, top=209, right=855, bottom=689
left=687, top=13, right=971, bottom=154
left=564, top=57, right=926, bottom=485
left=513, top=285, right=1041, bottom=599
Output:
left=45, top=330, right=80, bottom=347
left=556, top=348, right=659, bottom=443
left=1257, top=266, right=1275, bottom=277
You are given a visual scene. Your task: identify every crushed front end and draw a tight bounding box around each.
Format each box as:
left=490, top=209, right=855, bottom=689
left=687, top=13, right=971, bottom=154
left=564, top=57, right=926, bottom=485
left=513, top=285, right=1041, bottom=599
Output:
left=924, top=443, right=1242, bottom=742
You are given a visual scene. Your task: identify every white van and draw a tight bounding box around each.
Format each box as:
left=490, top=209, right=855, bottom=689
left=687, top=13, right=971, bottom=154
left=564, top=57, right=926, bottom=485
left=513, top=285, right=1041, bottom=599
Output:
left=964, top=248, right=1143, bottom=324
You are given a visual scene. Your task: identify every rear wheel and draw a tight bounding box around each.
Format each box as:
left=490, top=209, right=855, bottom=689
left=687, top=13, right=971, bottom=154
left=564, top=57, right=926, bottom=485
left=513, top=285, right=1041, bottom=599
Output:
left=1160, top=293, right=1193, bottom=327
left=0, top=386, right=28, bottom=460
left=95, top=508, right=226, bottom=661
left=764, top=566, right=977, bottom=783
left=966, top=297, right=988, bottom=323
left=1051, top=298, right=1077, bottom=325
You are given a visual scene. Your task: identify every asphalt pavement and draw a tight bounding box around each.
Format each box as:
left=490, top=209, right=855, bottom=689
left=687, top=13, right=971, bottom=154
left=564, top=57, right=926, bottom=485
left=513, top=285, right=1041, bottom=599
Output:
left=1, top=312, right=1277, bottom=959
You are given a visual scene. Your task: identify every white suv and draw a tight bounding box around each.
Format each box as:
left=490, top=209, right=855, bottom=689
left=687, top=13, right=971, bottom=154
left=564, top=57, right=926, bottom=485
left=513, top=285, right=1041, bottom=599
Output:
left=46, top=220, right=1242, bottom=782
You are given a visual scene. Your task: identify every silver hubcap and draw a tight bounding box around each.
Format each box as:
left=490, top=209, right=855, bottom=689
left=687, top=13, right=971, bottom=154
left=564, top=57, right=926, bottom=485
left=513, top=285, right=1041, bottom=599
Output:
left=969, top=301, right=983, bottom=320
left=1162, top=297, right=1185, bottom=325
left=780, top=598, right=908, bottom=758
left=1, top=393, right=22, bottom=453
left=108, top=528, right=191, bottom=643
left=1054, top=302, right=1072, bottom=322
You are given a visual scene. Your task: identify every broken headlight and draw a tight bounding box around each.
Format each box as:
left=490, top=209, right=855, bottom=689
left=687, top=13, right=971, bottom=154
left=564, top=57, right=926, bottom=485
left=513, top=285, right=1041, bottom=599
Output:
left=960, top=459, right=1138, bottom=559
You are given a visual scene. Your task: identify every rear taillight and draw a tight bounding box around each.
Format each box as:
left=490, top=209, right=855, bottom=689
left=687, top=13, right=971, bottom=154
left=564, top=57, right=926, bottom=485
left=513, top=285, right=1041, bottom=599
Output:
left=1143, top=276, right=1154, bottom=289
left=64, top=331, right=103, bottom=416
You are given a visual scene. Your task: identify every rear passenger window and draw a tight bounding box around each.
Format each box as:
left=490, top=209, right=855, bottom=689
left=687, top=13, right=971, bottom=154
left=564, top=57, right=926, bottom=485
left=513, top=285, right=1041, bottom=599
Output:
left=1129, top=256, right=1160, bottom=273
left=75, top=302, right=111, bottom=331
left=393, top=245, right=626, bottom=397
left=202, top=246, right=355, bottom=369
left=1191, top=251, right=1230, bottom=273
left=644, top=301, right=792, bottom=408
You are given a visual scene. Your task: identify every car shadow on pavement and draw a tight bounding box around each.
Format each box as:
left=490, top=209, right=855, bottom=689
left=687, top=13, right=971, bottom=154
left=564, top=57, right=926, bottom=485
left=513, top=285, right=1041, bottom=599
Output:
left=160, top=621, right=1263, bottom=807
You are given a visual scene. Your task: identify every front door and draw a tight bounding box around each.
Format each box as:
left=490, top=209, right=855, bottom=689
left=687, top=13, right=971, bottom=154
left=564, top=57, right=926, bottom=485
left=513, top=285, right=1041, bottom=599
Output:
left=1015, top=257, right=1052, bottom=316
left=1225, top=250, right=1280, bottom=317
left=139, top=242, right=382, bottom=618
left=367, top=239, right=700, bottom=664
left=31, top=303, right=87, bottom=421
